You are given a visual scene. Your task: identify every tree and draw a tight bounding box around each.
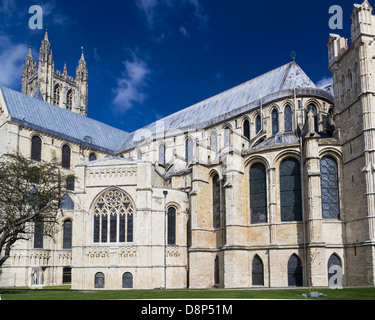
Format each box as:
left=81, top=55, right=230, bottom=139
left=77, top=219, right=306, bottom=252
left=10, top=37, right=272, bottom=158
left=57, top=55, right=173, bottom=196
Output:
left=0, top=153, right=73, bottom=268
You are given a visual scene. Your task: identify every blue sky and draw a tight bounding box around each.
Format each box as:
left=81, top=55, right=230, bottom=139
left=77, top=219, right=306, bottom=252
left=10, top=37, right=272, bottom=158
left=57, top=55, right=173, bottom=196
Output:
left=0, top=0, right=357, bottom=133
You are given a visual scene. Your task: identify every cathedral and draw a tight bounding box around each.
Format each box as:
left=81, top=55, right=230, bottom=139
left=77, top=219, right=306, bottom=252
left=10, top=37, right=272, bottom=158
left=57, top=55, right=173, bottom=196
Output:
left=1, top=1, right=375, bottom=290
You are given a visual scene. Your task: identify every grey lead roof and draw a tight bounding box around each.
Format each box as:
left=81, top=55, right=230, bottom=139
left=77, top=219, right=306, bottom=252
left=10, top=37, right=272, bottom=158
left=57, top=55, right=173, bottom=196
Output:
left=1, top=61, right=328, bottom=156
left=0, top=85, right=129, bottom=154
left=117, top=62, right=318, bottom=153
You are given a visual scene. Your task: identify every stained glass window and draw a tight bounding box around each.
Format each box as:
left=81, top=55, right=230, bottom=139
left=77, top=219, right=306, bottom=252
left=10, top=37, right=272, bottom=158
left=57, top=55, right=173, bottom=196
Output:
left=31, top=136, right=42, bottom=162
left=53, top=85, right=60, bottom=106
left=62, top=145, right=71, bottom=169
left=280, top=158, right=302, bottom=222
left=89, top=153, right=97, bottom=162
left=284, top=105, right=293, bottom=132
left=250, top=163, right=267, bottom=224
left=34, top=219, right=44, bottom=249
left=288, top=254, right=303, bottom=287
left=320, top=156, right=340, bottom=219
left=95, top=272, right=105, bottom=289
left=272, top=109, right=279, bottom=135
left=168, top=207, right=176, bottom=245
left=328, top=254, right=342, bottom=286
left=243, top=119, right=250, bottom=140
left=67, top=90, right=73, bottom=110
left=252, top=255, right=264, bottom=286
left=93, top=189, right=135, bottom=244
left=212, top=174, right=221, bottom=228
left=63, top=220, right=72, bottom=249
left=122, top=272, right=133, bottom=288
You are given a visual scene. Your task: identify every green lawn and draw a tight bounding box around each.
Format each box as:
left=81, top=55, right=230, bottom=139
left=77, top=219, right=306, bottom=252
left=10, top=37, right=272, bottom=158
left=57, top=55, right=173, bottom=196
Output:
left=1, top=287, right=375, bottom=300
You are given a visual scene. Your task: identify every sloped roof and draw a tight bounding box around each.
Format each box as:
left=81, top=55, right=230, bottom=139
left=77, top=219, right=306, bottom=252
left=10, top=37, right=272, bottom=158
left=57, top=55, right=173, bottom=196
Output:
left=117, top=61, right=317, bottom=153
left=0, top=85, right=129, bottom=154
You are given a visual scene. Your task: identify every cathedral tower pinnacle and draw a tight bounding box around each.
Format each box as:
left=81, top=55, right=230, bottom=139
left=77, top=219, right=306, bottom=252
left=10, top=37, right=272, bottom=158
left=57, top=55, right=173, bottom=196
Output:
left=21, top=31, right=88, bottom=116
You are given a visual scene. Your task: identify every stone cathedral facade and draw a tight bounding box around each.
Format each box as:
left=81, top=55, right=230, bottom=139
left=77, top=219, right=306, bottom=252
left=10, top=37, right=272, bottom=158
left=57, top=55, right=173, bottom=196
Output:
left=1, top=1, right=375, bottom=290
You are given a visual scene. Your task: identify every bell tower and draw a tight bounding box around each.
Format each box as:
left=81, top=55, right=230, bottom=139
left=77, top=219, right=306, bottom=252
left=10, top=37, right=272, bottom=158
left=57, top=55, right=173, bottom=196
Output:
left=21, top=30, right=88, bottom=116
left=327, top=0, right=375, bottom=286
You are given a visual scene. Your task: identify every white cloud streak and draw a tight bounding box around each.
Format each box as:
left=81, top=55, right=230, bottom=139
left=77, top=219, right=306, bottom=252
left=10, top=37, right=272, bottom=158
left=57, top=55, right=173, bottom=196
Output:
left=112, top=53, right=151, bottom=113
left=0, top=33, right=28, bottom=88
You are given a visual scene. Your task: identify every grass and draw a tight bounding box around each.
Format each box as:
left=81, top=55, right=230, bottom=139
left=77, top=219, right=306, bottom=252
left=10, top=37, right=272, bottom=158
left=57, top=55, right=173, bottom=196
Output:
left=1, top=286, right=375, bottom=300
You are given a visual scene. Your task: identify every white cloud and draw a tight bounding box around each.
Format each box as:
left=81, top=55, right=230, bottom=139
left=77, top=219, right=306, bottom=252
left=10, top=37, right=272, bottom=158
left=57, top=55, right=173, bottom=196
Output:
left=136, top=0, right=207, bottom=35
left=112, top=53, right=151, bottom=113
left=316, top=76, right=333, bottom=89
left=179, top=26, right=190, bottom=38
left=0, top=33, right=28, bottom=88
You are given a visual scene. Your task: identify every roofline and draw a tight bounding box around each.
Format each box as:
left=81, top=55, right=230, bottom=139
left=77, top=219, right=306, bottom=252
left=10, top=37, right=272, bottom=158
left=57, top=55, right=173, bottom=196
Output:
left=116, top=87, right=334, bottom=154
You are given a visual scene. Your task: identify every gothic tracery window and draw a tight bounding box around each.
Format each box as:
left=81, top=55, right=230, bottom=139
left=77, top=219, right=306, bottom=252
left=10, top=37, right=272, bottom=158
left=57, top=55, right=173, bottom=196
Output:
left=93, top=189, right=135, bottom=244
left=280, top=158, right=302, bottom=222
left=284, top=105, right=293, bottom=132
left=67, top=90, right=73, bottom=111
left=243, top=119, right=250, bottom=140
left=53, top=85, right=60, bottom=106
left=250, top=163, right=267, bottom=224
left=320, top=156, right=340, bottom=219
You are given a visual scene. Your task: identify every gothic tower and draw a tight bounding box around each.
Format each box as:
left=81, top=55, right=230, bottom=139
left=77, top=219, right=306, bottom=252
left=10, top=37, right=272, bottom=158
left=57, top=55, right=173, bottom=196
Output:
left=22, top=30, right=88, bottom=116
left=328, top=0, right=375, bottom=286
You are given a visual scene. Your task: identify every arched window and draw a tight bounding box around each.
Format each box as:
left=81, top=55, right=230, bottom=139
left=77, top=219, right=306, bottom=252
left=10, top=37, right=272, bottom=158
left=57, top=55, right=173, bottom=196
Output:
left=122, top=272, right=133, bottom=289
left=31, top=136, right=42, bottom=162
left=252, top=255, right=264, bottom=286
left=53, top=85, right=60, bottom=106
left=243, top=119, right=250, bottom=140
left=255, top=115, right=262, bottom=135
left=34, top=219, right=44, bottom=249
left=320, top=156, right=340, bottom=219
left=280, top=158, right=302, bottom=222
left=288, top=254, right=303, bottom=287
left=307, top=104, right=319, bottom=132
left=95, top=272, right=105, bottom=289
left=223, top=126, right=232, bottom=147
left=212, top=174, right=221, bottom=228
left=89, top=153, right=97, bottom=162
left=159, top=144, right=166, bottom=165
left=328, top=254, right=342, bottom=287
left=62, top=145, right=71, bottom=169
left=67, top=90, right=73, bottom=110
left=137, top=151, right=142, bottom=160
left=167, top=207, right=176, bottom=245
left=284, top=105, right=293, bottom=132
left=93, top=189, right=135, bottom=244
left=185, top=138, right=193, bottom=163
left=272, top=109, right=279, bottom=135
left=210, top=131, right=218, bottom=153
left=250, top=163, right=267, bottom=224
left=63, top=220, right=73, bottom=249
